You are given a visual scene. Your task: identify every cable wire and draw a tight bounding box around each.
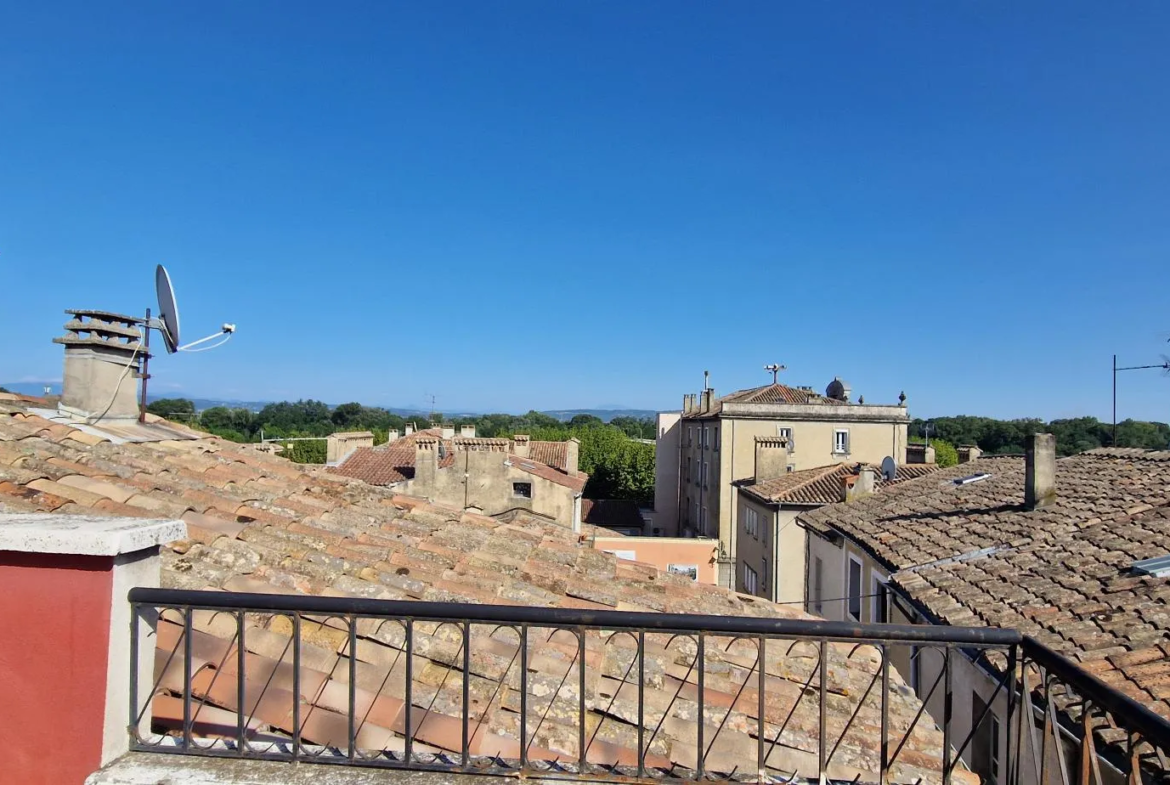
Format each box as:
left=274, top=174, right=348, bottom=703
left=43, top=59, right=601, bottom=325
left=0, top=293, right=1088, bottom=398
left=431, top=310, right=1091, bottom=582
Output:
left=84, top=343, right=142, bottom=423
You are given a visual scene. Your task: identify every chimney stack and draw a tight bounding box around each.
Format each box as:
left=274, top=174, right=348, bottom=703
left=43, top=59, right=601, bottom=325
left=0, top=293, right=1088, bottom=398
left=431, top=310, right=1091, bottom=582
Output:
left=414, top=437, right=439, bottom=487
left=460, top=425, right=476, bottom=438
left=753, top=436, right=790, bottom=481
left=564, top=437, right=580, bottom=476
left=440, top=425, right=455, bottom=439
left=405, top=423, right=415, bottom=436
left=512, top=435, right=530, bottom=458
left=387, top=429, right=400, bottom=443
left=906, top=444, right=936, bottom=465
left=846, top=466, right=876, bottom=501
left=700, top=388, right=715, bottom=414
left=1025, top=433, right=1056, bottom=509
left=958, top=444, right=982, bottom=463
left=53, top=310, right=146, bottom=422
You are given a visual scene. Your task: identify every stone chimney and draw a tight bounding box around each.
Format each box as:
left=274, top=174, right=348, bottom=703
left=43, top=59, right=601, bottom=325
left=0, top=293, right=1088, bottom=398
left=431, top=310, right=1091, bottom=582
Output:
left=387, top=429, right=400, bottom=443
left=53, top=310, right=146, bottom=422
left=958, top=444, right=983, bottom=463
left=1025, top=433, right=1056, bottom=510
left=440, top=425, right=455, bottom=439
left=512, top=435, right=530, bottom=458
left=753, top=436, right=790, bottom=482
left=683, top=394, right=697, bottom=415
left=700, top=389, right=715, bottom=414
left=846, top=466, right=876, bottom=501
left=564, top=438, right=580, bottom=476
left=906, top=443, right=936, bottom=465
left=326, top=431, right=373, bottom=464
left=414, top=436, right=439, bottom=488
left=405, top=423, right=415, bottom=436
left=460, top=425, right=476, bottom=438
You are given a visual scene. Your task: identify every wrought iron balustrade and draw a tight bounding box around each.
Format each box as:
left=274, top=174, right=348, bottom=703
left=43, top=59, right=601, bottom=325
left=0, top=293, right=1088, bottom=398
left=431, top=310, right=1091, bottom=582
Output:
left=128, top=587, right=1170, bottom=785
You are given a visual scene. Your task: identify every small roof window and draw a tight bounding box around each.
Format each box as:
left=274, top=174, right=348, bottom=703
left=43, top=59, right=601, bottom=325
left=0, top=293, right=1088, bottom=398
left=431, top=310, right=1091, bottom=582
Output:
left=952, top=472, right=992, bottom=486
left=1132, top=555, right=1170, bottom=578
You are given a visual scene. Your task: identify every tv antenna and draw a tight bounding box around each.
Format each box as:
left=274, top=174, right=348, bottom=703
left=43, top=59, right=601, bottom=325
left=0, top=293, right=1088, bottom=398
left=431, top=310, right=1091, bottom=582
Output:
left=1111, top=352, right=1170, bottom=445
left=139, top=264, right=237, bottom=422
left=426, top=393, right=438, bottom=422
left=764, top=363, right=786, bottom=384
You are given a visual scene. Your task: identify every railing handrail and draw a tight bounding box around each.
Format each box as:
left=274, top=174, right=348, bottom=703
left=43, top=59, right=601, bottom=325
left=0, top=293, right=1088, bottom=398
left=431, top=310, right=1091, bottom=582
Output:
left=1022, top=635, right=1170, bottom=750
left=129, top=586, right=1022, bottom=645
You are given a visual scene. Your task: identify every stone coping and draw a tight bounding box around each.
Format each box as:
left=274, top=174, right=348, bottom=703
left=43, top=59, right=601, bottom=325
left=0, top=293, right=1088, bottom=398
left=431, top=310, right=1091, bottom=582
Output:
left=0, top=514, right=186, bottom=556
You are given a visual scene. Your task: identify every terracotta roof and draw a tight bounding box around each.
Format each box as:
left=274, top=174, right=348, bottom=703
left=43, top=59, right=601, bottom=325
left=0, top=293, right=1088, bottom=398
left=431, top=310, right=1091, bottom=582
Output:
left=685, top=384, right=844, bottom=418
left=529, top=440, right=567, bottom=470
left=510, top=455, right=587, bottom=494
left=741, top=462, right=942, bottom=506
left=581, top=499, right=644, bottom=529
left=800, top=449, right=1170, bottom=721
left=0, top=400, right=967, bottom=783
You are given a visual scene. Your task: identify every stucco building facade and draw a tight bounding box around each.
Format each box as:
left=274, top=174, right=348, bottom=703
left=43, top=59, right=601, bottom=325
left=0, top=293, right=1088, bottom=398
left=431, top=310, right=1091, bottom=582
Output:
left=654, top=376, right=911, bottom=588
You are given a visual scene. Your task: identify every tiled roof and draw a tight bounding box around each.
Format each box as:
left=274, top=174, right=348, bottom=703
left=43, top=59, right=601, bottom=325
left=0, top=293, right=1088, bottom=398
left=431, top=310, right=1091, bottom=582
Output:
left=581, top=499, right=644, bottom=529
left=510, top=455, right=587, bottom=494
left=0, top=400, right=966, bottom=783
left=800, top=449, right=1170, bottom=720
left=529, top=441, right=567, bottom=471
left=686, top=384, right=844, bottom=418
left=742, top=462, right=941, bottom=506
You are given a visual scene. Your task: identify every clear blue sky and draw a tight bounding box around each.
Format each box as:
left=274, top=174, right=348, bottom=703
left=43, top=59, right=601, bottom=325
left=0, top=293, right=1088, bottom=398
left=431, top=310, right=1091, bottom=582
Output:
left=2, top=2, right=1168, bottom=420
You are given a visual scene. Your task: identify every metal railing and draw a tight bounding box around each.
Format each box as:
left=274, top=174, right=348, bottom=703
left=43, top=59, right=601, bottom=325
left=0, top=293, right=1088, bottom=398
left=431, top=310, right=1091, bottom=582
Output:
left=128, top=588, right=1170, bottom=784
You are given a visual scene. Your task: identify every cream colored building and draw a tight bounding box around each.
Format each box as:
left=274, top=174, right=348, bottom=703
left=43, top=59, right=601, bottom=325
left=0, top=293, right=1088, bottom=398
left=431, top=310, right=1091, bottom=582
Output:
left=656, top=376, right=910, bottom=588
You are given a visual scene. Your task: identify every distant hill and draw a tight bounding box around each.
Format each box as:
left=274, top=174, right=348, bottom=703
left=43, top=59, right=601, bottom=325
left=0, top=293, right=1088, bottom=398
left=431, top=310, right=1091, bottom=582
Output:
left=541, top=409, right=658, bottom=422
left=1, top=383, right=659, bottom=422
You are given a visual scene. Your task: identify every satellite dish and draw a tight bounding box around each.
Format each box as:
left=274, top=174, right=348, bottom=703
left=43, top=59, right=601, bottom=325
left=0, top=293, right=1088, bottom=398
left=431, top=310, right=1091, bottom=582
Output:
left=155, top=265, right=181, bottom=354
left=880, top=456, right=897, bottom=482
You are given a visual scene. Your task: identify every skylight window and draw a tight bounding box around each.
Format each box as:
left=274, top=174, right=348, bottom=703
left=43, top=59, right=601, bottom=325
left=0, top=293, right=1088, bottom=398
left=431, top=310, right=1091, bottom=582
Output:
left=952, top=473, right=992, bottom=486
left=1132, top=555, right=1170, bottom=578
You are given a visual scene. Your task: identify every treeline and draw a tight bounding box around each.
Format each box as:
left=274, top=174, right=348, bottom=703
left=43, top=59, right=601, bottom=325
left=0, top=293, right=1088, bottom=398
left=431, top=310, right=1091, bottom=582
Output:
left=146, top=399, right=656, bottom=501
left=909, top=416, right=1169, bottom=458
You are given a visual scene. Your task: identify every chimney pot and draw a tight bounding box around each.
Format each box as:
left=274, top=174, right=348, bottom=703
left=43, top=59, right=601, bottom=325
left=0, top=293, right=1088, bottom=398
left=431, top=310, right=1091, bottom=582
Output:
left=1025, top=433, right=1056, bottom=509
left=564, top=438, right=580, bottom=476
left=460, top=425, right=476, bottom=438
left=54, top=310, right=147, bottom=422
left=846, top=466, right=876, bottom=501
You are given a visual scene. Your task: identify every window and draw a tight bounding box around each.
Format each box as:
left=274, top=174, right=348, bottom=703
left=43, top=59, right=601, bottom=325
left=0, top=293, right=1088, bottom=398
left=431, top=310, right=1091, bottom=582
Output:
left=688, top=427, right=694, bottom=447
left=700, top=506, right=708, bottom=535
left=703, top=427, right=709, bottom=449
left=847, top=555, right=863, bottom=621
left=778, top=427, right=795, bottom=451
left=787, top=463, right=796, bottom=473
left=512, top=482, right=532, bottom=499
left=762, top=557, right=768, bottom=593
left=833, top=429, right=850, bottom=455
left=685, top=457, right=691, bottom=483
left=972, top=692, right=1001, bottom=785
left=744, top=507, right=759, bottom=537
left=812, top=557, right=824, bottom=613
left=744, top=564, right=758, bottom=595
left=872, top=573, right=889, bottom=624
left=692, top=502, right=699, bottom=527
left=714, top=429, right=720, bottom=452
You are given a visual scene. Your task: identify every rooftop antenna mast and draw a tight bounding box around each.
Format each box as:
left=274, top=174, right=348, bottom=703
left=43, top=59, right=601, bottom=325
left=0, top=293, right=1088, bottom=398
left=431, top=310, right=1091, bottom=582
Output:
left=764, top=363, right=787, bottom=384
left=140, top=265, right=237, bottom=423
left=703, top=370, right=710, bottom=391
left=426, top=393, right=438, bottom=422
left=1111, top=350, right=1170, bottom=445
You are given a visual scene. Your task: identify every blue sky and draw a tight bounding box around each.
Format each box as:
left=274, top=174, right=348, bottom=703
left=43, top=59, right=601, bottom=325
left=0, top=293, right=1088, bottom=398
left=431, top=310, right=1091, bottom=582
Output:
left=2, top=2, right=1168, bottom=420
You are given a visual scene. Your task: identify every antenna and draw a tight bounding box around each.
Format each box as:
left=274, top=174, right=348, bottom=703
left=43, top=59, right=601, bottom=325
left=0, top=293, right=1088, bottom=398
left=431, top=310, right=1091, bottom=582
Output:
left=426, top=393, right=438, bottom=422
left=703, top=370, right=710, bottom=391
left=764, top=363, right=786, bottom=384
left=880, top=456, right=897, bottom=482
left=139, top=265, right=237, bottom=422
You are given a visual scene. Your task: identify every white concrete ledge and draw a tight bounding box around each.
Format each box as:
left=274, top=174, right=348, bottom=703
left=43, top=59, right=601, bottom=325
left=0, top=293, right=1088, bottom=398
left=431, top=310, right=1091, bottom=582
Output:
left=0, top=513, right=186, bottom=556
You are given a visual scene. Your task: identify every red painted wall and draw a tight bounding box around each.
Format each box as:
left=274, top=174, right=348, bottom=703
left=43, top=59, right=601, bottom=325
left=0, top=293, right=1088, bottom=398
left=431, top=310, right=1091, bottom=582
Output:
left=0, top=552, right=113, bottom=784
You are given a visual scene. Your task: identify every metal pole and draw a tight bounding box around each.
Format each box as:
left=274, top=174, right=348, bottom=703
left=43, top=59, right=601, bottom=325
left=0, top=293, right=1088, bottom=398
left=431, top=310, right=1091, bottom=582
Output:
left=1113, top=354, right=1117, bottom=447
left=139, top=308, right=151, bottom=423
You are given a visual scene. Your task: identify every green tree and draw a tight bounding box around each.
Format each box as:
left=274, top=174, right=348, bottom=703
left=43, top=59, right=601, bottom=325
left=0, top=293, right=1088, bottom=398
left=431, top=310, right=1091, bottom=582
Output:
left=569, top=414, right=604, bottom=429
left=147, top=398, right=196, bottom=420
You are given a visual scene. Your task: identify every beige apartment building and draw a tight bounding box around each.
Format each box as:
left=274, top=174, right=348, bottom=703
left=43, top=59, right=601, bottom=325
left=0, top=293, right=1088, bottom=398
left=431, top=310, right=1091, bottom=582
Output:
left=655, top=375, right=910, bottom=588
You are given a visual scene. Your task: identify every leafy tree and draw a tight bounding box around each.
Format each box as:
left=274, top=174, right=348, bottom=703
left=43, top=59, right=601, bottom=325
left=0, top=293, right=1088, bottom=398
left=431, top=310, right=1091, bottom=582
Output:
left=282, top=439, right=326, bottom=464
left=147, top=398, right=196, bottom=420
left=910, top=438, right=959, bottom=468
left=569, top=414, right=604, bottom=429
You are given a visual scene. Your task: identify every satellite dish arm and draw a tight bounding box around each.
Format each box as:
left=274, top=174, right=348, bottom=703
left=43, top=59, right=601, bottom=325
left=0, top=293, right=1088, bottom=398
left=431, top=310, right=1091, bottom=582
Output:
left=176, top=323, right=236, bottom=352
